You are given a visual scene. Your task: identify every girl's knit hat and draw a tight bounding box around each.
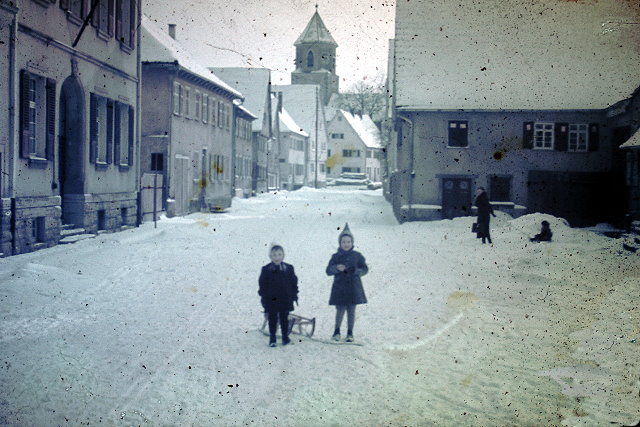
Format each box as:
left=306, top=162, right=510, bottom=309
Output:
left=338, top=223, right=354, bottom=244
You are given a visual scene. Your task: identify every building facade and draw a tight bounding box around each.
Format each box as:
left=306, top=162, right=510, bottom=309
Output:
left=388, top=0, right=640, bottom=226
left=141, top=16, right=242, bottom=216
left=3, top=0, right=141, bottom=256
left=326, top=110, right=382, bottom=181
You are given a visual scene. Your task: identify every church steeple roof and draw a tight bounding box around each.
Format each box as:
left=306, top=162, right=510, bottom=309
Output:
left=294, top=9, right=337, bottom=47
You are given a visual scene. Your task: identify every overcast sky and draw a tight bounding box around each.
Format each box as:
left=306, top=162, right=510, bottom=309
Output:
left=142, top=0, right=396, bottom=90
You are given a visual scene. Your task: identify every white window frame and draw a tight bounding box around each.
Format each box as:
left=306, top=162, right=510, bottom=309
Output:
left=183, top=86, right=191, bottom=118
left=194, top=90, right=201, bottom=120
left=533, top=122, right=554, bottom=150
left=568, top=123, right=589, bottom=152
left=173, top=82, right=181, bottom=116
left=202, top=94, right=208, bottom=123
left=27, top=74, right=47, bottom=158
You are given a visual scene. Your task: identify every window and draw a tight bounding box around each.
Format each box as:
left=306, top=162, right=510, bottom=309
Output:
left=568, top=124, right=588, bottom=152
left=93, top=0, right=115, bottom=37
left=194, top=90, right=201, bottom=120
left=151, top=153, right=164, bottom=171
left=489, top=175, right=511, bottom=202
left=210, top=97, right=216, bottom=125
left=331, top=133, right=344, bottom=139
left=90, top=93, right=134, bottom=167
left=534, top=123, right=554, bottom=150
left=448, top=120, right=468, bottom=147
left=295, top=164, right=304, bottom=175
left=115, top=0, right=136, bottom=49
left=31, top=217, right=46, bottom=243
left=20, top=70, right=55, bottom=160
left=202, top=94, right=208, bottom=123
left=173, top=82, right=181, bottom=115
left=217, top=101, right=222, bottom=127
left=183, top=86, right=190, bottom=118
left=307, top=51, right=314, bottom=68
left=60, top=0, right=85, bottom=19
left=343, top=149, right=361, bottom=158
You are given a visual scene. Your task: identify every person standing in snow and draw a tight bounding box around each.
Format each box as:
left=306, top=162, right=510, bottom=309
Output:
left=326, top=223, right=368, bottom=342
left=530, top=220, right=553, bottom=242
left=258, top=244, right=299, bottom=347
left=474, top=187, right=496, bottom=244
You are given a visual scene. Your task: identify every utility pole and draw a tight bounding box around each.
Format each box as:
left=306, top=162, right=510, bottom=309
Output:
left=314, top=86, right=319, bottom=188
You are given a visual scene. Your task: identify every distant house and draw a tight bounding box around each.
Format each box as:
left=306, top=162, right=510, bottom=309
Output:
left=273, top=84, right=328, bottom=188
left=141, top=16, right=243, bottom=216
left=388, top=0, right=640, bottom=226
left=233, top=102, right=258, bottom=197
left=614, top=87, right=640, bottom=226
left=2, top=0, right=141, bottom=256
left=326, top=110, right=383, bottom=182
left=209, top=68, right=273, bottom=195
left=273, top=93, right=309, bottom=190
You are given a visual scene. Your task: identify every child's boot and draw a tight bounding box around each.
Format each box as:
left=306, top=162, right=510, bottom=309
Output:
left=269, top=335, right=277, bottom=347
left=346, top=330, right=354, bottom=342
left=331, top=328, right=341, bottom=341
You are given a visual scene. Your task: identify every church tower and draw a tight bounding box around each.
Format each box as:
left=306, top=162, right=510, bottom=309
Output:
left=291, top=6, right=339, bottom=105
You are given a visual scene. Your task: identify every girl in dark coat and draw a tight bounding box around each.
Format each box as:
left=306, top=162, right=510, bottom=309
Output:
left=258, top=244, right=298, bottom=347
left=326, top=223, right=368, bottom=342
left=474, top=187, right=496, bottom=244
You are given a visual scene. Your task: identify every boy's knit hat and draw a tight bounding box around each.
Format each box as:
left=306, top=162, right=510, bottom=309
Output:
left=268, top=242, right=284, bottom=256
left=338, top=223, right=354, bottom=243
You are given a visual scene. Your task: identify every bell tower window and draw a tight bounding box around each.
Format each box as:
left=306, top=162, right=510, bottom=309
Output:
left=307, top=51, right=314, bottom=68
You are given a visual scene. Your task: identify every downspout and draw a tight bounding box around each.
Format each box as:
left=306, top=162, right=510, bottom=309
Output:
left=135, top=2, right=142, bottom=225
left=230, top=101, right=237, bottom=197
left=396, top=113, right=414, bottom=220
left=8, top=4, right=17, bottom=252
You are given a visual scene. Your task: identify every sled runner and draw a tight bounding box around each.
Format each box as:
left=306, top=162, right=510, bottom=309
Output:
left=260, top=313, right=316, bottom=338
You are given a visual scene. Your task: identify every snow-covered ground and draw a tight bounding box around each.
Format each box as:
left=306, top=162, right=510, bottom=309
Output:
left=1, top=187, right=638, bottom=426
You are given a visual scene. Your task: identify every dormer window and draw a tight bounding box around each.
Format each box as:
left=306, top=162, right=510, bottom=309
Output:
left=307, top=51, right=314, bottom=68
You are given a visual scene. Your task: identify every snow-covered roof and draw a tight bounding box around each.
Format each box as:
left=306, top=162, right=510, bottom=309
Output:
left=279, top=108, right=309, bottom=138
left=209, top=68, right=271, bottom=133
left=272, top=84, right=328, bottom=147
left=340, top=110, right=382, bottom=149
left=620, top=128, right=640, bottom=149
left=236, top=104, right=257, bottom=120
left=140, top=16, right=242, bottom=99
left=294, top=10, right=337, bottom=46
left=394, top=0, right=640, bottom=110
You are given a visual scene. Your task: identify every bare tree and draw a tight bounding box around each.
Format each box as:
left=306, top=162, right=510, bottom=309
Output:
left=336, top=75, right=386, bottom=123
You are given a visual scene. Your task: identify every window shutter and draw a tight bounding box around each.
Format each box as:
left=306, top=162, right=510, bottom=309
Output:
left=20, top=70, right=31, bottom=159
left=114, top=102, right=121, bottom=165
left=91, top=0, right=99, bottom=27
left=129, top=0, right=136, bottom=49
left=555, top=122, right=568, bottom=151
left=108, top=0, right=115, bottom=35
left=89, top=93, right=98, bottom=163
left=46, top=78, right=56, bottom=160
left=106, top=100, right=114, bottom=164
left=60, top=0, right=70, bottom=9
left=589, top=123, right=599, bottom=152
left=128, top=105, right=134, bottom=166
left=522, top=122, right=534, bottom=149
left=115, top=0, right=122, bottom=41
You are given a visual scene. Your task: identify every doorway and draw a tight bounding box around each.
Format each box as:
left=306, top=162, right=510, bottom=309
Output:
left=59, top=76, right=85, bottom=225
left=441, top=177, right=472, bottom=219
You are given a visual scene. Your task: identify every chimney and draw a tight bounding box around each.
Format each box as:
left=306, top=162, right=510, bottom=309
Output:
left=277, top=92, right=283, bottom=113
left=168, top=24, right=176, bottom=40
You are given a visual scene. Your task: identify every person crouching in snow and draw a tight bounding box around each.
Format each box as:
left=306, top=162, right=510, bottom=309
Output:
left=259, top=244, right=298, bottom=347
left=530, top=220, right=553, bottom=242
left=326, top=223, right=368, bottom=342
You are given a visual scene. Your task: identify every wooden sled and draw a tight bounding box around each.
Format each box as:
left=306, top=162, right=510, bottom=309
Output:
left=260, top=313, right=316, bottom=338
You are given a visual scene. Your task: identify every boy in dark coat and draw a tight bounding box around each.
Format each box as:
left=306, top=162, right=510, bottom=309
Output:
left=326, top=223, right=368, bottom=342
left=474, top=187, right=496, bottom=244
left=258, top=244, right=298, bottom=347
left=530, top=220, right=553, bottom=242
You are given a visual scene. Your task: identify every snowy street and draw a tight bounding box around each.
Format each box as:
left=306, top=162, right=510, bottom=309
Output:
left=1, top=187, right=639, bottom=426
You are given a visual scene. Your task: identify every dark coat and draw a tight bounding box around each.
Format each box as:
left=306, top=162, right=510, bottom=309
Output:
left=474, top=192, right=494, bottom=237
left=532, top=227, right=553, bottom=242
left=258, top=262, right=298, bottom=313
left=326, top=248, right=368, bottom=306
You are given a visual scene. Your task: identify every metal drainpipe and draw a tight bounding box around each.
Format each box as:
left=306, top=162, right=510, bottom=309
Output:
left=396, top=114, right=414, bottom=220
